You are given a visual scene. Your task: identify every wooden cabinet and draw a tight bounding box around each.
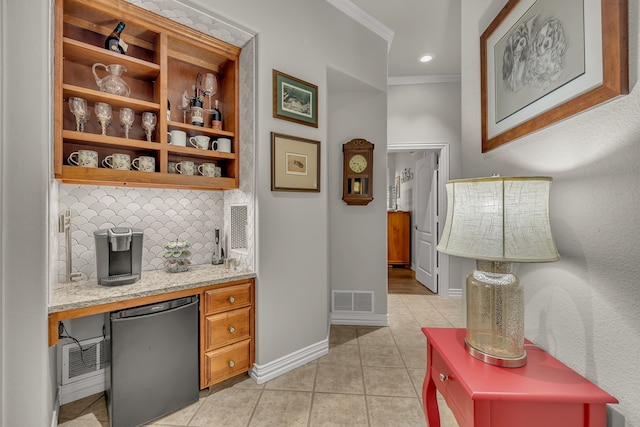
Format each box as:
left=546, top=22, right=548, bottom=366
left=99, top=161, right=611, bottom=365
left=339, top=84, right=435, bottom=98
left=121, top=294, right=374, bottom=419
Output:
left=388, top=211, right=410, bottom=265
left=55, top=0, right=240, bottom=190
left=201, top=280, right=255, bottom=388
left=422, top=328, right=618, bottom=427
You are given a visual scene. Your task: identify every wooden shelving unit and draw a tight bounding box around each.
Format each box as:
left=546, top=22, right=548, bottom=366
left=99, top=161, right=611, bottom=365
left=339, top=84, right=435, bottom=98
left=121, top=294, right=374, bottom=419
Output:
left=55, top=0, right=241, bottom=190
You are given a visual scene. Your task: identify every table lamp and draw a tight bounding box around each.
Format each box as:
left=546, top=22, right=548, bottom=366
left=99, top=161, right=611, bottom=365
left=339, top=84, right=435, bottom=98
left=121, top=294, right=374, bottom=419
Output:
left=437, top=176, right=559, bottom=367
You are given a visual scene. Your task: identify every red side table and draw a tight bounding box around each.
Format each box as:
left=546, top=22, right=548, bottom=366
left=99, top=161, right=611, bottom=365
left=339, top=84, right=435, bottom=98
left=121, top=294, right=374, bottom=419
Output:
left=422, top=328, right=618, bottom=427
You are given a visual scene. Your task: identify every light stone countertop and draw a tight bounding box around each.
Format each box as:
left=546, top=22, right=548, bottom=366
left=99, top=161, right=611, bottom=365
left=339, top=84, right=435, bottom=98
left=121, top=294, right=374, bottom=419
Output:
left=49, top=264, right=256, bottom=313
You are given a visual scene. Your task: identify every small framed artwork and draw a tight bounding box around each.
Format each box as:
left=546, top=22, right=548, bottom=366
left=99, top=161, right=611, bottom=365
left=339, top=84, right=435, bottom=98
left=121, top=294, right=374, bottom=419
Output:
left=271, top=132, right=320, bottom=192
left=273, top=70, right=318, bottom=128
left=481, top=0, right=628, bottom=152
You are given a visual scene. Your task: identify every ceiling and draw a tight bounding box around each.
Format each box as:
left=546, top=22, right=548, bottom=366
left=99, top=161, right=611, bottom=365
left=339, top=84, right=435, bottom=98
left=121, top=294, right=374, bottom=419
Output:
left=332, top=0, right=461, bottom=83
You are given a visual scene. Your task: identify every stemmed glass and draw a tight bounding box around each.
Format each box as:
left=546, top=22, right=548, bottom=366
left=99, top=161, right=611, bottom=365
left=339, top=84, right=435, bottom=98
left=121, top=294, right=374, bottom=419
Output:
left=69, top=97, right=88, bottom=132
left=94, top=102, right=112, bottom=136
left=119, top=107, right=135, bottom=139
left=141, top=112, right=157, bottom=142
left=180, top=90, right=190, bottom=123
left=203, top=73, right=217, bottom=110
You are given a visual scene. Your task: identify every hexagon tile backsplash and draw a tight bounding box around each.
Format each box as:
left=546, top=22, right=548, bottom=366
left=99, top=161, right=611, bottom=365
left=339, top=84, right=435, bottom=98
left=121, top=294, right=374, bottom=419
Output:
left=56, top=184, right=224, bottom=283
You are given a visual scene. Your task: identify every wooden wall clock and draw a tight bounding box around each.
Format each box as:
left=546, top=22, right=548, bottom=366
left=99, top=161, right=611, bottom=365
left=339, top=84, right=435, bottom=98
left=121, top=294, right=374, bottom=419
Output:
left=342, top=138, right=374, bottom=206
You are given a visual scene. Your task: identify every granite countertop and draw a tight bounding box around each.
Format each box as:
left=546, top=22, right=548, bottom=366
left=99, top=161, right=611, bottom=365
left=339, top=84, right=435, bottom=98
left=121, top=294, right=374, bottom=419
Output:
left=49, top=264, right=256, bottom=313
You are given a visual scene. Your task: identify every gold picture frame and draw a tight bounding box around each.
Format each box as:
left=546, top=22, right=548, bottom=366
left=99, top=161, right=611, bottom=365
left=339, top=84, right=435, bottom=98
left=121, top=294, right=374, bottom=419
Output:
left=271, top=132, right=320, bottom=192
left=273, top=70, right=318, bottom=128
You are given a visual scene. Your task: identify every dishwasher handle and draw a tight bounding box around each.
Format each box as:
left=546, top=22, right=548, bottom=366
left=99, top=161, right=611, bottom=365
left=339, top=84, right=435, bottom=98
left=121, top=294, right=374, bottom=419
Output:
left=111, top=295, right=198, bottom=320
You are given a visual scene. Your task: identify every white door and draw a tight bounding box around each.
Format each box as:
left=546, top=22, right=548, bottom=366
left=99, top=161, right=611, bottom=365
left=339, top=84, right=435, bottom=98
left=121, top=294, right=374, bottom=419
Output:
left=414, top=154, right=438, bottom=293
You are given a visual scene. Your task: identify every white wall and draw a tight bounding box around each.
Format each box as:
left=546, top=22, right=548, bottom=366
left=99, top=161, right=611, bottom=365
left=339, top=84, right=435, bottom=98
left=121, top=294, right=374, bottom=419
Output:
left=462, top=1, right=640, bottom=426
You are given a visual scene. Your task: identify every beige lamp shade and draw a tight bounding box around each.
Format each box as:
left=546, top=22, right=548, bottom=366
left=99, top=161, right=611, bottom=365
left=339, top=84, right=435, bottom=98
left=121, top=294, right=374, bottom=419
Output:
left=437, top=176, right=560, bottom=263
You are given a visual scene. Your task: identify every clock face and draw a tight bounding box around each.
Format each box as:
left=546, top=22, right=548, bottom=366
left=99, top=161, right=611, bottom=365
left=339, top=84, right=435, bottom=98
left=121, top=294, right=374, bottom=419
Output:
left=349, top=154, right=368, bottom=173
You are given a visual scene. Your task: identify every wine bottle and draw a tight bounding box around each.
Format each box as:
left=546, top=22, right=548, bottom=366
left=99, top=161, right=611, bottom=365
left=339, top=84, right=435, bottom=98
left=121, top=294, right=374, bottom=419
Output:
left=104, top=21, right=128, bottom=54
left=167, top=99, right=171, bottom=122
left=191, top=89, right=204, bottom=127
left=211, top=100, right=222, bottom=131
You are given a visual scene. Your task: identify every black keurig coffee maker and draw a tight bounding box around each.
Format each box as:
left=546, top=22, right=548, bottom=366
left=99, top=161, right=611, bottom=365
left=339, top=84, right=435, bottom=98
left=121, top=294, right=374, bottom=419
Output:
left=94, top=227, right=143, bottom=286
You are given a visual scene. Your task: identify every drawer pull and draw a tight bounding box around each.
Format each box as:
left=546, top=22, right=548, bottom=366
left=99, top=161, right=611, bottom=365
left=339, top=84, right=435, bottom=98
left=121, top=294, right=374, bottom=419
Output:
left=228, top=360, right=235, bottom=368
left=439, top=373, right=449, bottom=382
left=229, top=326, right=236, bottom=334
left=229, top=296, right=235, bottom=303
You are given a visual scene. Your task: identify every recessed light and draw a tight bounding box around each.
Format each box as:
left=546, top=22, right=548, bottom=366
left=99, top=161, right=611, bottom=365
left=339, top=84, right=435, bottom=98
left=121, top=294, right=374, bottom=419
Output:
left=419, top=54, right=434, bottom=63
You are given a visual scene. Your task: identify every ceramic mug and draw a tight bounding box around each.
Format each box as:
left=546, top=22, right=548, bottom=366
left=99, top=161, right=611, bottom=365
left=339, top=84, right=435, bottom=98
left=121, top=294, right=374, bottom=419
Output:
left=198, top=162, right=217, bottom=176
left=132, top=156, right=155, bottom=172
left=212, top=138, right=231, bottom=153
left=175, top=160, right=195, bottom=175
left=189, top=135, right=210, bottom=150
left=168, top=161, right=177, bottom=174
left=167, top=130, right=186, bottom=147
left=102, top=153, right=131, bottom=170
left=68, top=150, right=98, bottom=168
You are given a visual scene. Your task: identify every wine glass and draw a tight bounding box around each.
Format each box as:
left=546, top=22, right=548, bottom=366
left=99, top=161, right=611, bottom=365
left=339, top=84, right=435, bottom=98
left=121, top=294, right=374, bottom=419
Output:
left=180, top=90, right=191, bottom=123
left=79, top=104, right=90, bottom=133
left=94, top=102, right=112, bottom=136
left=69, top=97, right=88, bottom=132
left=119, top=107, right=135, bottom=139
left=203, top=73, right=217, bottom=110
left=141, top=112, right=157, bottom=142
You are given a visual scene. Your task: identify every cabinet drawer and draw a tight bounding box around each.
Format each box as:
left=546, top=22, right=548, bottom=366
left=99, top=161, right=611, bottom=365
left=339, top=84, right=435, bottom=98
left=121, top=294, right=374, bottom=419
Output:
left=205, top=307, right=251, bottom=351
left=204, top=282, right=252, bottom=314
left=431, top=349, right=473, bottom=425
left=204, top=339, right=251, bottom=385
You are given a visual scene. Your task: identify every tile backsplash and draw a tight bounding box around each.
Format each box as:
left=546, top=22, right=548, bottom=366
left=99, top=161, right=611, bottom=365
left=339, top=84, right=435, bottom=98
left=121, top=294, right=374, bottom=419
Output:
left=56, top=184, right=224, bottom=282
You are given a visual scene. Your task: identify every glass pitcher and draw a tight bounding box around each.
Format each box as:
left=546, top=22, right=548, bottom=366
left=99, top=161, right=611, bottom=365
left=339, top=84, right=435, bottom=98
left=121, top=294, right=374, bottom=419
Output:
left=92, top=63, right=130, bottom=97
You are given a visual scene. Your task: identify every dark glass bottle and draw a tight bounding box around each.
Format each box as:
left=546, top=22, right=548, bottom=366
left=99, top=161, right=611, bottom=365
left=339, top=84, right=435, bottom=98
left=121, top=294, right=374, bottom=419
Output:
left=212, top=100, right=222, bottom=131
left=191, top=89, right=204, bottom=127
left=105, top=21, right=127, bottom=54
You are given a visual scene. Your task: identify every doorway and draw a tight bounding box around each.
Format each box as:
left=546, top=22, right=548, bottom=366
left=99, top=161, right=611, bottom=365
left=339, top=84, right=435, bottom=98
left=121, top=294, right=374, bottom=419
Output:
left=387, top=143, right=450, bottom=296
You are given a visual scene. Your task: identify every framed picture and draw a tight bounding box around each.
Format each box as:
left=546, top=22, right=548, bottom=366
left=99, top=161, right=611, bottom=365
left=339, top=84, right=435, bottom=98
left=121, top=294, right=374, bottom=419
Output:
left=271, top=132, right=320, bottom=192
left=481, top=0, right=628, bottom=152
left=273, top=70, right=318, bottom=128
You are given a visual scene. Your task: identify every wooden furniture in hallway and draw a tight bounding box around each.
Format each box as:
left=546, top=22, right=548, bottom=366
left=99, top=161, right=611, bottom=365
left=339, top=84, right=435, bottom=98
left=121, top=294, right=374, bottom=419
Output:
left=387, top=211, right=410, bottom=266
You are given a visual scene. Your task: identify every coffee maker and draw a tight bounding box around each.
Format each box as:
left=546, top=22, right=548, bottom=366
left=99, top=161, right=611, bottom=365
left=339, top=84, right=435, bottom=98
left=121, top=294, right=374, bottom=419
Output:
left=95, top=227, right=144, bottom=286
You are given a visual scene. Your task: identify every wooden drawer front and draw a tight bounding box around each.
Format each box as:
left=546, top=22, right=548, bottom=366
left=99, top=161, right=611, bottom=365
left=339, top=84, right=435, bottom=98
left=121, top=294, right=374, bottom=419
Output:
left=431, top=349, right=473, bottom=425
left=204, top=339, right=251, bottom=385
left=205, top=307, right=251, bottom=351
left=204, top=282, right=252, bottom=314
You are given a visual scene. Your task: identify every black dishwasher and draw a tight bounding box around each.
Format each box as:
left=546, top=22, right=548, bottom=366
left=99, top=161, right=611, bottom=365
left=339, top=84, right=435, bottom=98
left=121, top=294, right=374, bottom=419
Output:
left=105, top=295, right=199, bottom=427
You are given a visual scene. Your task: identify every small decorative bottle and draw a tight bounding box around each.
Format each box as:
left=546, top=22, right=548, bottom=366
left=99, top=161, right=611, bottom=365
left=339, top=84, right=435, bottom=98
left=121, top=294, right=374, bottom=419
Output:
left=211, top=100, right=222, bottom=131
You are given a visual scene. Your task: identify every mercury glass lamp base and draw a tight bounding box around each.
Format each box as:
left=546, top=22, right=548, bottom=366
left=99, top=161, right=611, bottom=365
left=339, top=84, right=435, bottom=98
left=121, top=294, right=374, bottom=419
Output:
left=465, top=338, right=527, bottom=368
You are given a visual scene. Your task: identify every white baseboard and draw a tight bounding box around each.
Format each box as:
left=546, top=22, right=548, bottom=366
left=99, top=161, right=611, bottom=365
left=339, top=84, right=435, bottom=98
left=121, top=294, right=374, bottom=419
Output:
left=330, top=312, right=388, bottom=326
left=51, top=387, right=61, bottom=427
left=249, top=338, right=328, bottom=384
left=60, top=373, right=105, bottom=405
left=447, top=289, right=462, bottom=297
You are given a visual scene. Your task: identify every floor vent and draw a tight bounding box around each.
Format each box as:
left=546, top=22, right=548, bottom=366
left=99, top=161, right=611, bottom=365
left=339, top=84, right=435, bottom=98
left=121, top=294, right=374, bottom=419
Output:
left=62, top=337, right=106, bottom=385
left=332, top=291, right=374, bottom=313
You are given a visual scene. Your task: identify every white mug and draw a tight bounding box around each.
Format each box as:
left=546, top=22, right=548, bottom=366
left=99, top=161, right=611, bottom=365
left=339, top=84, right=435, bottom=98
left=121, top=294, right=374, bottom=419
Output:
left=198, top=162, right=217, bottom=176
left=167, top=130, right=186, bottom=147
left=102, top=153, right=131, bottom=170
left=212, top=138, right=231, bottom=153
left=175, top=160, right=195, bottom=175
left=68, top=150, right=98, bottom=168
left=132, top=156, right=155, bottom=172
left=189, top=135, right=210, bottom=150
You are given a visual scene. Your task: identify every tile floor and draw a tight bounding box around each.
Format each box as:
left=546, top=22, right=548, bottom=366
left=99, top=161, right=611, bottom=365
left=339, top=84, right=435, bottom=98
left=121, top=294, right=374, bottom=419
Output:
left=58, top=293, right=462, bottom=426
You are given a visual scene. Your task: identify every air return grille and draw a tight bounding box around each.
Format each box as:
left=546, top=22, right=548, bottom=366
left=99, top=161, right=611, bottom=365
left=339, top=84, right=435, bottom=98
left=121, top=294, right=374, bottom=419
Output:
left=230, top=204, right=248, bottom=250
left=332, top=291, right=374, bottom=313
left=61, top=337, right=106, bottom=385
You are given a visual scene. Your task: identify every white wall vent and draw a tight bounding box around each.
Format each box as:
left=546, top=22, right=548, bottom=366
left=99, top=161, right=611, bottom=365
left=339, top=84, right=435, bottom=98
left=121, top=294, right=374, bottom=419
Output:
left=332, top=291, right=374, bottom=313
left=62, top=336, right=106, bottom=385
left=230, top=204, right=248, bottom=250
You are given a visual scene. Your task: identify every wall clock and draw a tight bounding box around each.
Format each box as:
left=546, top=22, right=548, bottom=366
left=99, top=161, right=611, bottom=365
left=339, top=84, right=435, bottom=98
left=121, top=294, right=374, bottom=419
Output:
left=342, top=138, right=374, bottom=206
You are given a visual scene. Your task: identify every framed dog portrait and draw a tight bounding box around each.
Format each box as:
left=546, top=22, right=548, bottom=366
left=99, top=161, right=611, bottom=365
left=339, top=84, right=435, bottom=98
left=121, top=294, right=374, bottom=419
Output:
left=273, top=70, right=318, bottom=128
left=481, top=0, right=628, bottom=152
left=271, top=132, right=320, bottom=192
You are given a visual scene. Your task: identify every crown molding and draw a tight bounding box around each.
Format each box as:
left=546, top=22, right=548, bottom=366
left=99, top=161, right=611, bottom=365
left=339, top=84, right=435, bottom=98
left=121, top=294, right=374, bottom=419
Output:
left=326, top=0, right=394, bottom=51
left=388, top=75, right=462, bottom=85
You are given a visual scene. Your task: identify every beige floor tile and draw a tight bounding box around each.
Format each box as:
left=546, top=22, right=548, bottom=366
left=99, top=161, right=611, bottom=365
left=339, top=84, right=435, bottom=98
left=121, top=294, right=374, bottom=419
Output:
left=149, top=395, right=203, bottom=426
left=329, top=325, right=359, bottom=346
left=410, top=310, right=452, bottom=328
left=356, top=326, right=396, bottom=346
left=406, top=368, right=427, bottom=397
left=314, top=364, right=364, bottom=394
left=362, top=367, right=417, bottom=398
left=58, top=393, right=107, bottom=421
left=366, top=396, right=427, bottom=427
left=389, top=327, right=426, bottom=347
left=319, top=342, right=361, bottom=365
left=309, top=393, right=368, bottom=427
left=248, top=390, right=312, bottom=427
left=359, top=345, right=404, bottom=367
left=188, top=387, right=261, bottom=427
left=398, top=346, right=427, bottom=369
left=57, top=420, right=108, bottom=427
left=264, top=363, right=317, bottom=392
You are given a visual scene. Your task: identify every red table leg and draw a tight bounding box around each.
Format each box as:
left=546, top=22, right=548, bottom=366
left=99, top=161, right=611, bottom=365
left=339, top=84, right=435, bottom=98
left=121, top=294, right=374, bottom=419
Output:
left=423, top=342, right=441, bottom=427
